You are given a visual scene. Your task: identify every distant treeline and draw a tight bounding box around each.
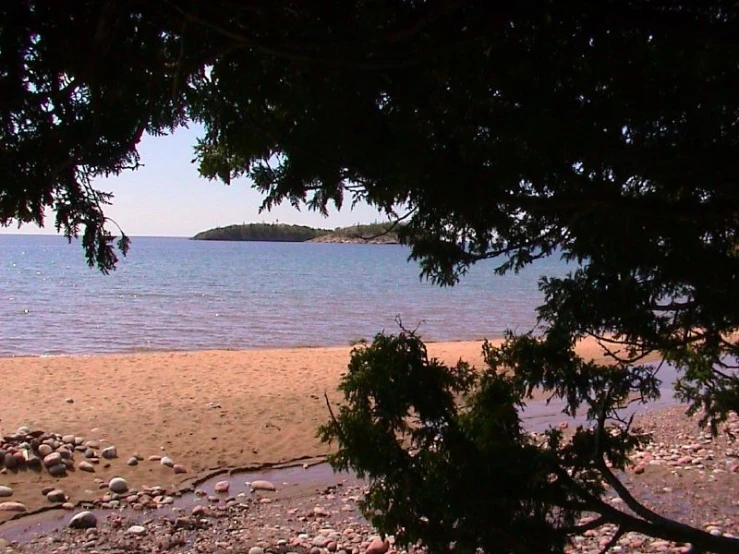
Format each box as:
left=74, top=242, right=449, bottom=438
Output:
left=192, top=222, right=401, bottom=243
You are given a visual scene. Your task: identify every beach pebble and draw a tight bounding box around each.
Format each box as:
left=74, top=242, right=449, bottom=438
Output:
left=43, top=452, right=62, bottom=468
left=366, top=537, right=389, bottom=554
left=47, top=464, right=67, bottom=477
left=101, top=446, right=117, bottom=459
left=250, top=480, right=276, bottom=491
left=149, top=455, right=162, bottom=462
left=173, top=464, right=187, bottom=474
left=27, top=455, right=42, bottom=470
left=65, top=398, right=74, bottom=404
left=127, top=457, right=138, bottom=466
left=0, top=486, right=12, bottom=497
left=160, top=456, right=174, bottom=467
left=37, top=444, right=53, bottom=457
left=313, top=536, right=331, bottom=548
left=108, top=477, right=129, bottom=494
left=78, top=461, right=95, bottom=472
left=215, top=480, right=230, bottom=493
left=3, top=453, right=17, bottom=469
left=126, top=525, right=146, bottom=535
left=62, top=435, right=75, bottom=444
left=0, top=501, right=27, bottom=512
left=46, top=489, right=66, bottom=503
left=69, top=511, right=97, bottom=529
left=192, top=505, right=209, bottom=516
left=249, top=547, right=265, bottom=554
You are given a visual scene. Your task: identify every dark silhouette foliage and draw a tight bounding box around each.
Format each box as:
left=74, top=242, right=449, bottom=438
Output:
left=2, top=1, right=738, bottom=551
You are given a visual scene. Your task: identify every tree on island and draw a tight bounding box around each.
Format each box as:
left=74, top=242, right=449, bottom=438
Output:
left=2, top=2, right=738, bottom=552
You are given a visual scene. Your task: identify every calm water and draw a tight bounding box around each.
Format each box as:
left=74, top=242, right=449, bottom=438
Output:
left=0, top=235, right=572, bottom=356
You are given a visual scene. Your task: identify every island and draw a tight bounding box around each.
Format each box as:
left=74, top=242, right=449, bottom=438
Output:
left=191, top=222, right=400, bottom=244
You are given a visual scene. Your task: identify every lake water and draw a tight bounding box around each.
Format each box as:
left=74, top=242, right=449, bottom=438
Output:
left=0, top=235, right=572, bottom=357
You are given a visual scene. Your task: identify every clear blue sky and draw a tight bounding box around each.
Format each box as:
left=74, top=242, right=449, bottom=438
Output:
left=2, top=124, right=388, bottom=237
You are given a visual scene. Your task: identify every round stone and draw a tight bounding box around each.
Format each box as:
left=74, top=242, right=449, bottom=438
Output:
left=108, top=477, right=129, bottom=494
left=214, top=480, right=230, bottom=493
left=249, top=547, right=265, bottom=554
left=0, top=486, right=12, bottom=497
left=173, top=464, right=187, bottom=474
left=127, top=457, right=138, bottom=466
left=78, top=461, right=95, bottom=473
left=249, top=480, right=276, bottom=491
left=27, top=456, right=42, bottom=470
left=69, top=511, right=97, bottom=529
left=0, top=501, right=27, bottom=513
left=37, top=444, right=53, bottom=457
left=43, top=452, right=62, bottom=468
left=3, top=453, right=17, bottom=469
left=47, top=463, right=67, bottom=477
left=126, top=525, right=146, bottom=535
left=160, top=456, right=174, bottom=467
left=101, top=446, right=117, bottom=459
left=46, top=489, right=66, bottom=503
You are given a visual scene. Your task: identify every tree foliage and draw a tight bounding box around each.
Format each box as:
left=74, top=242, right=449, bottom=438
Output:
left=192, top=222, right=329, bottom=242
left=2, top=1, right=739, bottom=551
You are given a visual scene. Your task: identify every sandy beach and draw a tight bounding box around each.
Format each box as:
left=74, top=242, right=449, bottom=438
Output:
left=0, top=338, right=651, bottom=522
left=0, top=339, right=737, bottom=554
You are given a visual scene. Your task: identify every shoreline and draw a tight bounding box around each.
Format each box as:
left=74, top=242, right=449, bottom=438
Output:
left=0, top=336, right=497, bottom=361
left=0, top=338, right=661, bottom=524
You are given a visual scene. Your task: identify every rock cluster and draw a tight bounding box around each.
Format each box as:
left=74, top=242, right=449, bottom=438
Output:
left=0, top=425, right=187, bottom=483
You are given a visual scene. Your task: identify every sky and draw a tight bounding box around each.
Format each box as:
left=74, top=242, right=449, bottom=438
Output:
left=2, top=124, right=388, bottom=237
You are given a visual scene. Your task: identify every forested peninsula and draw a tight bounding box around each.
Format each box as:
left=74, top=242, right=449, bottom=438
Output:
left=192, top=222, right=399, bottom=244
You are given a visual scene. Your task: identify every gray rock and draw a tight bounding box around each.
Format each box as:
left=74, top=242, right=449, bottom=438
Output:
left=69, top=511, right=97, bottom=529
left=0, top=486, right=12, bottom=497
left=160, top=456, right=174, bottom=467
left=126, top=525, right=146, bottom=535
left=215, top=480, right=229, bottom=493
left=47, top=463, right=67, bottom=477
left=101, top=446, right=117, bottom=459
left=0, top=501, right=27, bottom=512
left=27, top=455, right=42, bottom=470
left=37, top=444, right=53, bottom=457
left=127, top=457, right=138, bottom=466
left=173, top=464, right=187, bottom=474
left=312, top=536, right=331, bottom=548
left=62, top=435, right=75, bottom=444
left=46, top=489, right=66, bottom=503
left=249, top=548, right=265, bottom=554
left=108, top=477, right=129, bottom=494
